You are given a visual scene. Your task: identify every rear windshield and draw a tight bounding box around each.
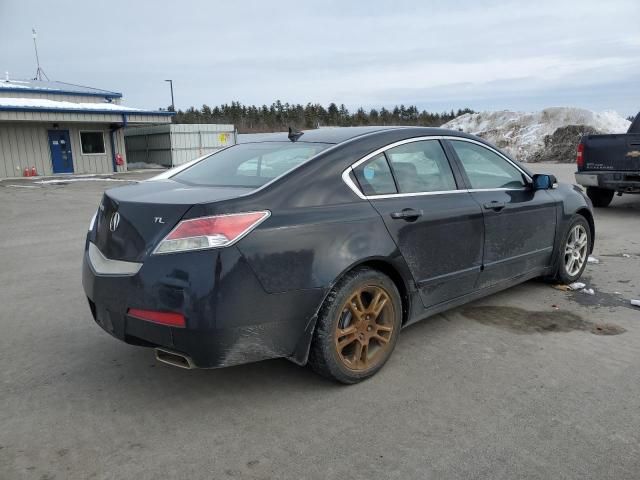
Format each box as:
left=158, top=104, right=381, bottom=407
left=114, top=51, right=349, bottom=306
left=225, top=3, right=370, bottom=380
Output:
left=172, top=142, right=331, bottom=187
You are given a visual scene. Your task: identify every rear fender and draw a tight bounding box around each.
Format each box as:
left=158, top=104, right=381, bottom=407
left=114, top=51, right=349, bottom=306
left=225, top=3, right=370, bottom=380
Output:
left=288, top=254, right=416, bottom=366
left=236, top=203, right=403, bottom=293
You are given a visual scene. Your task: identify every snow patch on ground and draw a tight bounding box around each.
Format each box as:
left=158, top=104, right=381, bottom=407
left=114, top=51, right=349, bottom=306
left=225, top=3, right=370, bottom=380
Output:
left=35, top=178, right=135, bottom=185
left=127, top=162, right=167, bottom=170
left=442, top=107, right=630, bottom=162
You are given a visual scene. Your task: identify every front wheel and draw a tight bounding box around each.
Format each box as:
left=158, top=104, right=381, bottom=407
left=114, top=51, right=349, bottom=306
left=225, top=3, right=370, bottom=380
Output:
left=551, top=216, right=591, bottom=284
left=308, top=268, right=402, bottom=384
left=586, top=187, right=614, bottom=208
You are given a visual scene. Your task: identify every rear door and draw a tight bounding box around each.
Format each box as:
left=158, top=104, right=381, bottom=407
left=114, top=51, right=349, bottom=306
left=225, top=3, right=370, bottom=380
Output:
left=446, top=139, right=558, bottom=289
left=351, top=138, right=484, bottom=308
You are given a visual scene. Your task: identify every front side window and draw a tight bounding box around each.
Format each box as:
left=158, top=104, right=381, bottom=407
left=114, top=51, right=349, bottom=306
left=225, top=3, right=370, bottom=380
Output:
left=353, top=153, right=397, bottom=196
left=385, top=140, right=457, bottom=193
left=80, top=131, right=105, bottom=155
left=173, top=142, right=330, bottom=187
left=450, top=140, right=526, bottom=189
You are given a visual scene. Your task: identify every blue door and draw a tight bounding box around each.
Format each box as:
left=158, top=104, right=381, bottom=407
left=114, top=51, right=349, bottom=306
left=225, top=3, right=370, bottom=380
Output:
left=48, top=130, right=74, bottom=173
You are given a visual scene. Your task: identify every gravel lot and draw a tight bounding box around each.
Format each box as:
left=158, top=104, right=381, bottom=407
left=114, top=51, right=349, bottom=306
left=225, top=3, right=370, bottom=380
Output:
left=1, top=164, right=639, bottom=480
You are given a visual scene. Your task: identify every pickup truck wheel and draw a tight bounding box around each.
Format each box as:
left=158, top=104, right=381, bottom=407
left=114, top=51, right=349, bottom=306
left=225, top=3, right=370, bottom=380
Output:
left=552, top=216, right=591, bottom=284
left=586, top=187, right=614, bottom=208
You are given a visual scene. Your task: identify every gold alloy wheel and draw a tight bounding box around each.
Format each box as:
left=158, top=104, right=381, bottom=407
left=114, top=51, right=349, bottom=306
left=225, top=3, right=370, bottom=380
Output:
left=334, top=285, right=395, bottom=371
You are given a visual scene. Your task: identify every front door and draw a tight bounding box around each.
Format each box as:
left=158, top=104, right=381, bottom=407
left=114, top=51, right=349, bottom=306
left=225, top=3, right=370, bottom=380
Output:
left=351, top=139, right=485, bottom=308
left=447, top=139, right=558, bottom=288
left=48, top=130, right=74, bottom=174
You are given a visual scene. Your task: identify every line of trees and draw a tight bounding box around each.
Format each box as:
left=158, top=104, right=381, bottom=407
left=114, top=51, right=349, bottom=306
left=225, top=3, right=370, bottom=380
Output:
left=170, top=101, right=475, bottom=133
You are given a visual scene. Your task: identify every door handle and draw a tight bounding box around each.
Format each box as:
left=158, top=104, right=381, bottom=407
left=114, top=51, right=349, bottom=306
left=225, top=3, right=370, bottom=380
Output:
left=483, top=201, right=506, bottom=211
left=390, top=208, right=423, bottom=221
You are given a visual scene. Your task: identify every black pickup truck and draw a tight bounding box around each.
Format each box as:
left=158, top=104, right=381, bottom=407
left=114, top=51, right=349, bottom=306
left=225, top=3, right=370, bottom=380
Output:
left=575, top=113, right=640, bottom=207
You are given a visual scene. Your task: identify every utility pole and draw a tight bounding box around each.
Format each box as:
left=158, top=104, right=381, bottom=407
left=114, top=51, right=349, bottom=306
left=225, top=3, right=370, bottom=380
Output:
left=32, top=28, right=49, bottom=81
left=164, top=79, right=175, bottom=111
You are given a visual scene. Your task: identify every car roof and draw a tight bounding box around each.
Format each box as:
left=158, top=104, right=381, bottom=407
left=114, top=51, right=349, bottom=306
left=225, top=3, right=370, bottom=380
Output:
left=237, top=126, right=474, bottom=145
left=236, top=126, right=534, bottom=178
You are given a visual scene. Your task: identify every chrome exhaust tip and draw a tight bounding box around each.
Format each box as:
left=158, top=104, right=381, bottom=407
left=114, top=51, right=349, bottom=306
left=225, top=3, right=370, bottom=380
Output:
left=155, top=348, right=195, bottom=369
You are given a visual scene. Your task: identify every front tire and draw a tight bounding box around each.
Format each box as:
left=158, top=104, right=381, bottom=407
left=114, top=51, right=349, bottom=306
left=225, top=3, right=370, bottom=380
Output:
left=551, top=216, right=591, bottom=284
left=308, top=268, right=402, bottom=384
left=586, top=187, right=614, bottom=208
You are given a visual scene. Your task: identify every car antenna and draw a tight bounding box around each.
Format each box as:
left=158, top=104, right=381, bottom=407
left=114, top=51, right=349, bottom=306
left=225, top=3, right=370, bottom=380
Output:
left=288, top=126, right=304, bottom=142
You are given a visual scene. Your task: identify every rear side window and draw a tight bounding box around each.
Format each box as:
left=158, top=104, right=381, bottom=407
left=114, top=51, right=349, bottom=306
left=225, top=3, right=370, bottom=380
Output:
left=173, top=142, right=330, bottom=187
left=385, top=140, right=457, bottom=193
left=353, top=153, right=397, bottom=196
left=450, top=140, right=526, bottom=189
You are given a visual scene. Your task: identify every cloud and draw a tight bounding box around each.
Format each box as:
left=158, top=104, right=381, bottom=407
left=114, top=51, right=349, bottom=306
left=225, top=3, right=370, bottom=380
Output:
left=1, top=0, right=639, bottom=115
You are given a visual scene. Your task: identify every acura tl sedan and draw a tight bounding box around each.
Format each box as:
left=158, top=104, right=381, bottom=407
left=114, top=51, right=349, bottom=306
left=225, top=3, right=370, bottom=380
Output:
left=82, top=127, right=594, bottom=383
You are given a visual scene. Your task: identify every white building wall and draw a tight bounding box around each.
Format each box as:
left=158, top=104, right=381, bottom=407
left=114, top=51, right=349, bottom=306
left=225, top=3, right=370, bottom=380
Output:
left=0, top=122, right=129, bottom=178
left=67, top=124, right=113, bottom=174
left=0, top=123, right=52, bottom=177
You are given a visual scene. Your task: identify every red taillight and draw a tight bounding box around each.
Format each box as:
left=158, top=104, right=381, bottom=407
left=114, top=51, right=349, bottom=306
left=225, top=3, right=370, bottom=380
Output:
left=127, top=308, right=186, bottom=328
left=154, top=211, right=270, bottom=254
left=576, top=143, right=585, bottom=168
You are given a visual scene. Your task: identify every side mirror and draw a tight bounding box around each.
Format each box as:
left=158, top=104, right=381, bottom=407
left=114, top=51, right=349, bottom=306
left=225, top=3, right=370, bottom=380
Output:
left=532, top=174, right=557, bottom=190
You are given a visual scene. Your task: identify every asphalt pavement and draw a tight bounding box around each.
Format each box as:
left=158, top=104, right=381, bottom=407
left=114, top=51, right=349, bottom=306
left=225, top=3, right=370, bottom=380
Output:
left=0, top=163, right=638, bottom=479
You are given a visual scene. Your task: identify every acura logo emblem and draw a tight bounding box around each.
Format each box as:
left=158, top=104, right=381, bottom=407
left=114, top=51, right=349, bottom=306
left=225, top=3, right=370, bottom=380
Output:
left=109, top=212, right=121, bottom=232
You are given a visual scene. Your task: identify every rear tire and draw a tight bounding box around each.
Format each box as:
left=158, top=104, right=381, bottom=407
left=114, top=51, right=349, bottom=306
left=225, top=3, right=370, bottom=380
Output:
left=551, top=216, right=591, bottom=285
left=308, top=268, right=402, bottom=384
left=586, top=187, right=614, bottom=208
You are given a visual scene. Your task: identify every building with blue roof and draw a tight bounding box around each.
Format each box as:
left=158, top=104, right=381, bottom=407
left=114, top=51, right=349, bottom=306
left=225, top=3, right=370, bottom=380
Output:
left=0, top=77, right=174, bottom=177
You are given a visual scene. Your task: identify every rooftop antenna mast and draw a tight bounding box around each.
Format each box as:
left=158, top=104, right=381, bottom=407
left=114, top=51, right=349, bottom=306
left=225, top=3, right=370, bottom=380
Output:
left=32, top=28, right=49, bottom=81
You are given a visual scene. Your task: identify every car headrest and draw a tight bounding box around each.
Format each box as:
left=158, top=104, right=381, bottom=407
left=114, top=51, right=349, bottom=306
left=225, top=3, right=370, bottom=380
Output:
left=393, top=162, right=418, bottom=178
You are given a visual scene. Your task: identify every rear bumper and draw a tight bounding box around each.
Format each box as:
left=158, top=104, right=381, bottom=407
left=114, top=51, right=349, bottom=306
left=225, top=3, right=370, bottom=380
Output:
left=575, top=171, right=640, bottom=192
left=82, top=241, right=325, bottom=368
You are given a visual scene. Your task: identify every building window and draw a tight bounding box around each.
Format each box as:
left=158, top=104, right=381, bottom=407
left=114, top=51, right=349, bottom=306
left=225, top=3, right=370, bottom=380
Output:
left=80, top=131, right=106, bottom=155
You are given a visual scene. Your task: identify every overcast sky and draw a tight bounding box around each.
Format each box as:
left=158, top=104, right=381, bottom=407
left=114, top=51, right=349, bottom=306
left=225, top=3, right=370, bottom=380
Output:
left=1, top=0, right=639, bottom=116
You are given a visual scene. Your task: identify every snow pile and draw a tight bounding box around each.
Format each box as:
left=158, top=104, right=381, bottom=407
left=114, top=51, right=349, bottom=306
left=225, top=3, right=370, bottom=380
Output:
left=127, top=162, right=166, bottom=170
left=442, top=107, right=630, bottom=162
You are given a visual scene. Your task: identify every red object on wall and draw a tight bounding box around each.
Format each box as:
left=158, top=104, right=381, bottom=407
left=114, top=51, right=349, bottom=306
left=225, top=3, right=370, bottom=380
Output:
left=31, top=166, right=37, bottom=176
left=115, top=153, right=124, bottom=166
left=23, top=167, right=30, bottom=177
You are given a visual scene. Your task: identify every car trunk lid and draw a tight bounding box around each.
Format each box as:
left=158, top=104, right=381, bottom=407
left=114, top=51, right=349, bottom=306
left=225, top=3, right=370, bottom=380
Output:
left=93, top=180, right=252, bottom=262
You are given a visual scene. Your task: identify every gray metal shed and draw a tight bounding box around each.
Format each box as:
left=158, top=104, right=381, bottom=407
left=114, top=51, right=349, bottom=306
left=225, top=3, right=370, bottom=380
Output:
left=124, top=124, right=236, bottom=167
